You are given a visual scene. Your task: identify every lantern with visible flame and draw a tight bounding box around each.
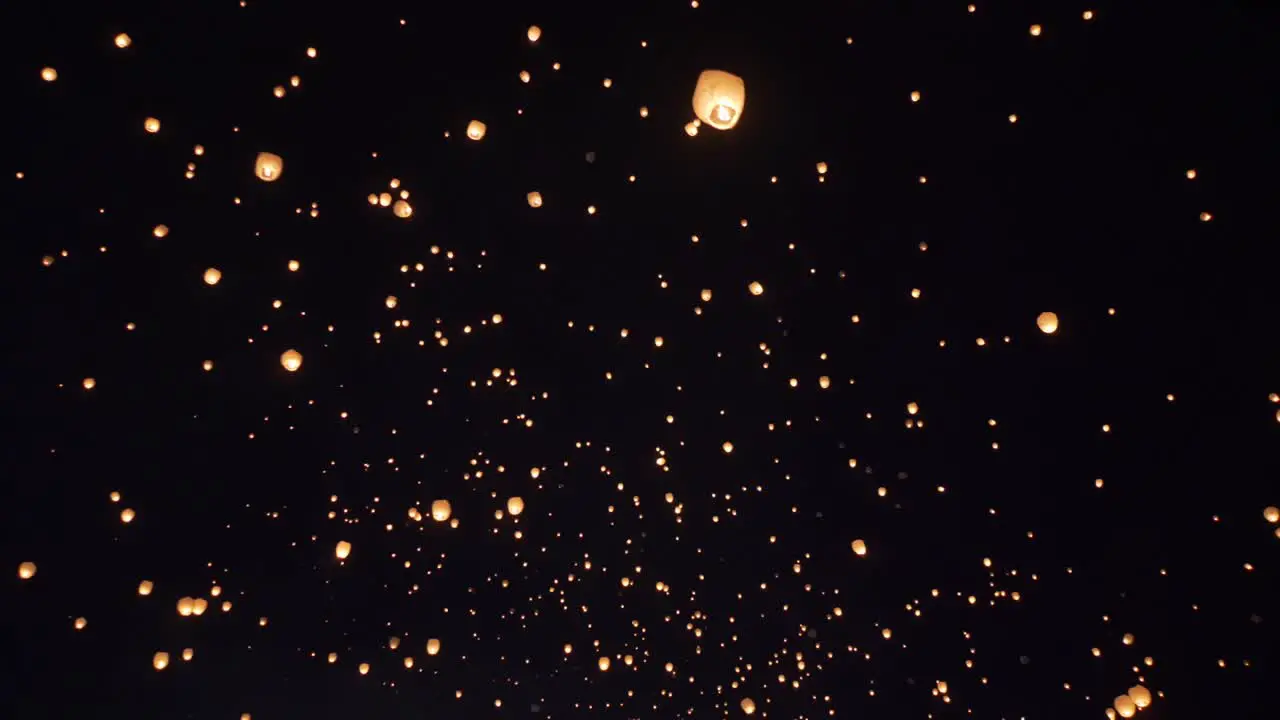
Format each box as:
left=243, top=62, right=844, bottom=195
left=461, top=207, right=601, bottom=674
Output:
left=692, top=70, right=746, bottom=130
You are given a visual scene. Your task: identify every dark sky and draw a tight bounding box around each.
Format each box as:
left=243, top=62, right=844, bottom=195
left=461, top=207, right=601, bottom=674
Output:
left=2, top=1, right=1278, bottom=718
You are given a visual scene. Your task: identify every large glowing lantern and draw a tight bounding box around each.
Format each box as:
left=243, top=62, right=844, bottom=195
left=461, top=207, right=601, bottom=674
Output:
left=18, top=562, right=37, bottom=580
left=138, top=580, right=154, bottom=595
left=75, top=616, right=88, bottom=630
left=507, top=496, right=525, bottom=516
left=466, top=120, right=487, bottom=141
left=254, top=152, right=283, bottom=182
left=393, top=200, right=413, bottom=218
left=153, top=652, right=170, bottom=670
left=1264, top=506, right=1279, bottom=523
left=740, top=698, right=757, bottom=715
left=1113, top=695, right=1136, bottom=718
left=527, top=25, right=542, bottom=43
left=192, top=598, right=208, bottom=615
left=1036, top=311, right=1059, bottom=334
left=335, top=541, right=352, bottom=560
left=280, top=349, right=303, bottom=372
left=427, top=638, right=441, bottom=656
left=527, top=192, right=543, bottom=208
left=431, top=499, right=452, bottom=522
left=177, top=597, right=195, bottom=616
left=598, top=656, right=611, bottom=671
left=1127, top=686, right=1152, bottom=708
left=181, top=647, right=194, bottom=661
left=203, top=268, right=222, bottom=286
left=851, top=539, right=867, bottom=556
left=358, top=663, right=370, bottom=675
left=144, top=117, right=161, bottom=133
left=692, top=70, right=746, bottom=130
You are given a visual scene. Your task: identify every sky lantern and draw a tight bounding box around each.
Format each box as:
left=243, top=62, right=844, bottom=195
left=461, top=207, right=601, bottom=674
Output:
left=393, top=200, right=413, bottom=218
left=192, top=598, right=208, bottom=615
left=466, top=120, right=487, bottom=141
left=1127, top=685, right=1152, bottom=708
left=1037, top=311, right=1059, bottom=334
left=138, top=580, right=154, bottom=595
left=181, top=647, right=194, bottom=661
left=153, top=652, right=170, bottom=670
left=203, top=267, right=222, bottom=286
left=527, top=191, right=543, bottom=208
left=722, top=441, right=734, bottom=454
left=385, top=295, right=398, bottom=309
left=327, top=652, right=338, bottom=663
left=153, top=224, right=169, bottom=238
left=177, top=597, right=195, bottom=616
left=426, top=638, right=441, bottom=655
left=41, top=67, right=58, bottom=82
left=740, top=698, right=757, bottom=714
left=359, top=663, right=370, bottom=675
left=684, top=121, right=699, bottom=137
left=254, top=152, right=283, bottom=181
left=280, top=349, right=303, bottom=372
left=598, top=656, right=611, bottom=671
left=388, top=636, right=401, bottom=649
left=700, top=288, right=713, bottom=302
left=82, top=378, right=96, bottom=390
left=114, top=33, right=132, bottom=48
left=144, top=117, right=161, bottom=133
left=748, top=281, right=764, bottom=296
left=530, top=467, right=541, bottom=479
left=692, top=70, right=746, bottom=130
left=18, top=562, right=37, bottom=579
left=816, top=162, right=828, bottom=174
left=335, top=541, right=352, bottom=560
left=1264, top=506, right=1279, bottom=523
left=1113, top=695, right=1136, bottom=718
left=851, top=539, right=867, bottom=556
left=431, top=499, right=452, bottom=522
left=74, top=617, right=87, bottom=630
left=507, top=496, right=525, bottom=516
left=527, top=25, right=541, bottom=43
left=563, top=643, right=572, bottom=655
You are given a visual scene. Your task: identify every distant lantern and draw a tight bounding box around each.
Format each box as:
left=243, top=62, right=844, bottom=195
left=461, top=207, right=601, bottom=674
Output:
left=153, top=224, right=169, bottom=238
left=120, top=508, right=136, bottom=523
left=700, top=288, right=713, bottom=302
left=527, top=25, right=542, bottom=43
left=740, top=698, right=757, bottom=715
left=748, top=281, right=764, bottom=296
left=722, top=441, right=734, bottom=454
left=527, top=191, right=543, bottom=208
left=378, top=192, right=392, bottom=207
left=177, top=597, right=195, bottom=616
left=851, top=539, right=867, bottom=556
left=359, top=663, right=370, bottom=675
left=203, top=267, right=222, bottom=286
left=192, top=598, right=208, bottom=615
left=1122, top=633, right=1135, bottom=646
left=507, top=496, right=525, bottom=516
left=144, top=117, right=161, bottom=133
left=41, top=67, right=58, bottom=82
left=82, top=377, right=96, bottom=390
left=241, top=715, right=252, bottom=720
left=819, top=376, right=831, bottom=389
left=181, top=647, right=194, bottom=661
left=684, top=121, right=700, bottom=137
left=816, top=162, right=828, bottom=174
left=431, top=499, right=452, bottom=522
left=74, top=616, right=87, bottom=630
left=335, top=541, right=352, bottom=560
left=385, top=296, right=398, bottom=309
left=392, top=199, right=413, bottom=218
left=138, top=580, right=154, bottom=595
left=114, top=33, right=132, bottom=48
left=153, top=652, right=170, bottom=670
left=1127, top=685, right=1152, bottom=709
left=466, top=120, right=487, bottom=141
left=530, top=467, right=541, bottom=479
left=280, top=349, right=303, bottom=372
left=519, top=70, right=531, bottom=83
left=18, top=561, right=37, bottom=579
left=427, top=638, right=441, bottom=656
left=1113, top=695, right=1136, bottom=718
left=254, top=152, right=283, bottom=181
left=598, top=656, right=611, bottom=671
left=403, top=657, right=414, bottom=669
left=563, top=643, right=573, bottom=655
left=388, top=637, right=401, bottom=650
left=1037, top=311, right=1059, bottom=334
left=692, top=70, right=746, bottom=130
left=327, top=652, right=338, bottom=663
left=1264, top=506, right=1279, bottom=523
left=906, top=402, right=919, bottom=415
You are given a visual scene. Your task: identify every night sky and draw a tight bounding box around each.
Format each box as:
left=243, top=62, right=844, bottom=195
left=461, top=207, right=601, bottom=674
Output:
left=3, top=1, right=1278, bottom=718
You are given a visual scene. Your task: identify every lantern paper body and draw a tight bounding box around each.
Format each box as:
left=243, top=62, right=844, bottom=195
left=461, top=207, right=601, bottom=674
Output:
left=507, top=496, right=525, bottom=516
left=740, top=698, right=757, bottom=715
left=153, top=652, right=170, bottom=670
left=393, top=200, right=413, bottom=218
left=527, top=25, right=542, bottom=43
left=18, top=561, right=37, bottom=579
left=692, top=70, right=746, bottom=130
left=527, top=192, right=543, bottom=208
left=335, top=541, right=352, bottom=560
left=254, top=152, right=284, bottom=182
left=466, top=120, right=487, bottom=141
left=431, top=499, right=452, bottom=522
left=1037, top=311, right=1059, bottom=334
left=427, top=638, right=441, bottom=655
left=280, top=349, right=303, bottom=372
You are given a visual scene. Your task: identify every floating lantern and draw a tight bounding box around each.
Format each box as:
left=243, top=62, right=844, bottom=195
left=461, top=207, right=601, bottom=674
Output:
left=335, top=541, right=351, bottom=560
left=153, top=652, right=170, bottom=670
left=427, top=638, right=441, bottom=656
left=254, top=152, right=283, bottom=181
left=393, top=200, right=413, bottom=218
left=507, top=497, right=525, bottom=516
left=114, top=33, right=132, bottom=49
left=18, top=562, right=37, bottom=579
left=740, top=698, right=756, bottom=715
left=692, top=70, right=746, bottom=130
left=527, top=191, right=543, bottom=208
left=203, top=268, right=222, bottom=286
left=1037, top=311, right=1059, bottom=334
left=598, top=656, right=611, bottom=671
left=851, top=539, right=867, bottom=556
left=466, top=120, right=487, bottom=141
left=431, top=499, right=452, bottom=522
left=280, top=349, right=303, bottom=372
left=144, top=117, right=161, bottom=133
left=527, top=26, right=542, bottom=43
left=138, top=580, right=154, bottom=595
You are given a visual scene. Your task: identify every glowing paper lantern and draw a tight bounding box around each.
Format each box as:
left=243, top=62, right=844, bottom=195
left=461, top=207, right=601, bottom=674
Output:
left=748, top=281, right=764, bottom=296
left=466, top=120, right=487, bottom=141
left=385, top=296, right=398, bottom=309
left=144, top=117, right=161, bottom=133
left=1127, top=685, right=1152, bottom=709
left=692, top=70, right=746, bottom=130
left=359, top=663, right=370, bottom=675
left=41, top=67, right=58, bottom=82
left=431, top=499, right=452, bottom=522
left=851, top=539, right=867, bottom=556
left=254, top=152, right=283, bottom=182
left=1113, top=695, right=1136, bottom=718
left=1037, top=312, right=1059, bottom=334
left=393, top=200, right=413, bottom=218
left=280, top=349, right=303, bottom=372
left=527, top=192, right=543, bottom=208
left=114, top=33, right=132, bottom=48
left=18, top=562, right=37, bottom=579
left=335, top=541, right=352, bottom=560
left=138, top=580, right=154, bottom=595
left=181, top=648, right=194, bottom=661
left=177, top=597, right=195, bottom=616
left=507, top=496, right=525, bottom=516
left=203, top=268, right=222, bottom=285
left=1264, top=506, right=1279, bottom=523
left=120, top=508, right=136, bottom=523
left=427, top=638, right=441, bottom=655
left=740, top=698, right=757, bottom=715
left=74, top=616, right=88, bottom=630
left=598, top=656, right=611, bottom=671
left=192, top=598, right=208, bottom=615
left=153, top=652, right=170, bottom=670
left=82, top=378, right=96, bottom=390
left=527, top=25, right=542, bottom=43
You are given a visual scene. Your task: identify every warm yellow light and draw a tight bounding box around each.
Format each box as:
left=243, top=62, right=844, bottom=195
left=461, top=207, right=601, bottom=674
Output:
left=692, top=70, right=746, bottom=130
left=17, top=562, right=37, bottom=579
left=203, top=268, right=222, bottom=286
left=335, top=541, right=352, bottom=560
left=114, top=33, right=132, bottom=49
left=153, top=652, right=170, bottom=670
left=507, top=497, right=525, bottom=516
left=851, top=539, right=867, bottom=556
left=280, top=349, right=303, bottom=372
left=466, top=120, right=487, bottom=141
left=431, top=499, right=452, bottom=522
left=527, top=25, right=542, bottom=43
left=41, top=67, right=58, bottom=82
left=1036, top=311, right=1059, bottom=334
left=527, top=191, right=543, bottom=208
left=254, top=152, right=283, bottom=182
left=144, top=117, right=161, bottom=133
